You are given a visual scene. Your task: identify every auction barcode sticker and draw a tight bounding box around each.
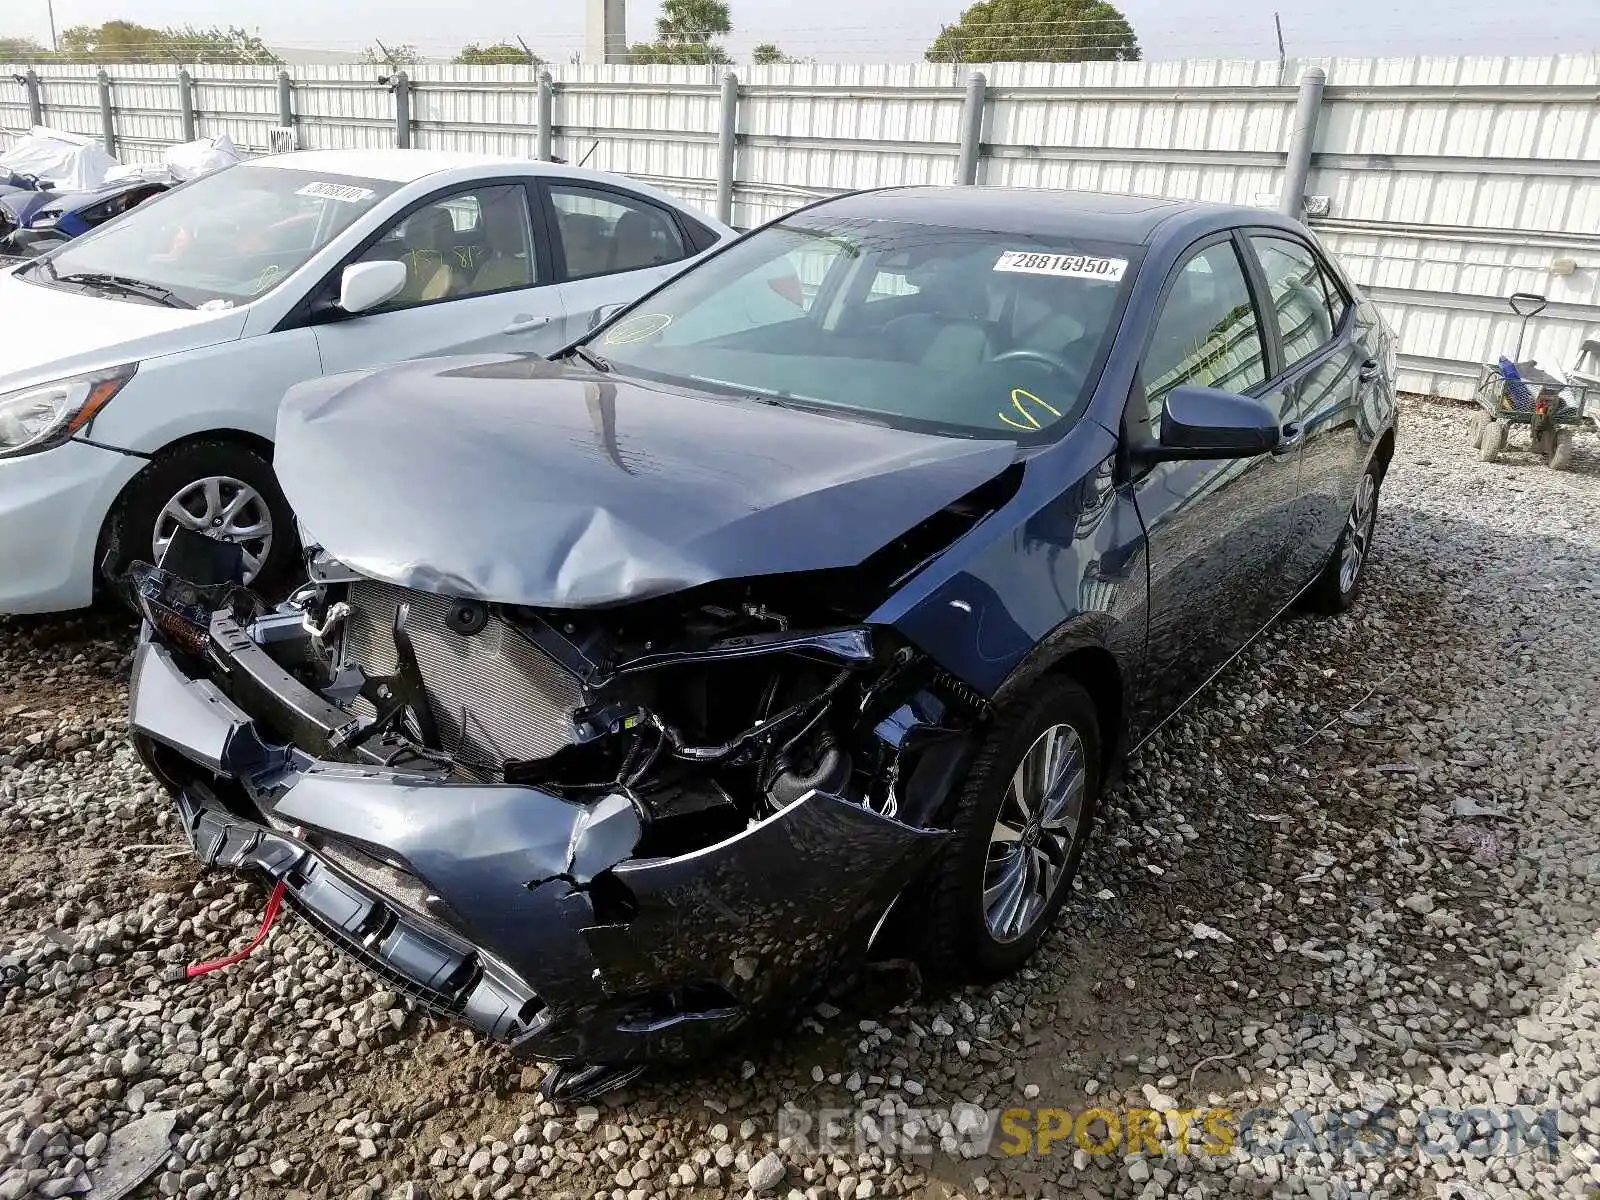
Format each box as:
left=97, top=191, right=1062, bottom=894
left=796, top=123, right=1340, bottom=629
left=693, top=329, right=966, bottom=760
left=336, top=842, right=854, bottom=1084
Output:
left=994, top=251, right=1128, bottom=282
left=296, top=181, right=376, bottom=203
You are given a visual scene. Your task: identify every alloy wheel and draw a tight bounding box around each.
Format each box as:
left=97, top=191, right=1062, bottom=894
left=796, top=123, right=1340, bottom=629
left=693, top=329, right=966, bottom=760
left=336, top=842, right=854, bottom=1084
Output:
left=152, top=475, right=274, bottom=582
left=983, top=723, right=1088, bottom=942
left=1338, top=472, right=1377, bottom=594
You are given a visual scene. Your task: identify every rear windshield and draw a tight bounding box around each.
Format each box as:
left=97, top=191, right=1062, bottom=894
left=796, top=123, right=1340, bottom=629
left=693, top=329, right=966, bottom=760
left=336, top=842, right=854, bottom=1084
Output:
left=24, top=164, right=399, bottom=308
left=592, top=214, right=1141, bottom=439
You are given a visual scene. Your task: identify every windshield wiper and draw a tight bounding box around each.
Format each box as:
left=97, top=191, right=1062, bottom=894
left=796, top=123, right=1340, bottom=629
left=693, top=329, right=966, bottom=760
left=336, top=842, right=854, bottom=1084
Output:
left=54, top=272, right=192, bottom=309
left=566, top=344, right=611, bottom=373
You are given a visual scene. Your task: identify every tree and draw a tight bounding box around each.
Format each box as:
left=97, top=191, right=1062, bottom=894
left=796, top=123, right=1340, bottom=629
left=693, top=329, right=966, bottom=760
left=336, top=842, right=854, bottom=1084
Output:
left=752, top=42, right=789, bottom=64
left=627, top=40, right=731, bottom=65
left=926, top=0, right=1140, bottom=63
left=455, top=41, right=540, bottom=65
left=359, top=43, right=424, bottom=67
left=655, top=0, right=732, bottom=44
left=57, top=20, right=278, bottom=64
left=0, top=36, right=52, bottom=61
left=627, top=0, right=731, bottom=64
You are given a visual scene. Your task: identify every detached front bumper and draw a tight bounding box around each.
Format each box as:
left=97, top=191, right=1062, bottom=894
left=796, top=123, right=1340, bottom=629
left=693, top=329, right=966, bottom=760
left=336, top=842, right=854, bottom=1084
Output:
left=131, top=632, right=946, bottom=1067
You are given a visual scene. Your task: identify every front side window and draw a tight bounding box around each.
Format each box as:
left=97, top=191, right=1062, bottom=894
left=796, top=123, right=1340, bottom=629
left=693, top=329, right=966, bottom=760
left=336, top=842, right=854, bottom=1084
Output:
left=549, top=184, right=688, bottom=279
left=590, top=215, right=1140, bottom=439
left=22, top=164, right=400, bottom=307
left=1250, top=234, right=1338, bottom=371
left=1144, top=241, right=1268, bottom=413
left=353, top=184, right=536, bottom=310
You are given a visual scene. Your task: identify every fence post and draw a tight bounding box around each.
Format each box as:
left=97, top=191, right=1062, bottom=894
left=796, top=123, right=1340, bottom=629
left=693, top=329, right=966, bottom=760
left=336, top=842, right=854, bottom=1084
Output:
left=536, top=71, right=554, bottom=161
left=956, top=70, right=987, bottom=185
left=178, top=68, right=196, bottom=142
left=23, top=69, right=42, bottom=127
left=392, top=70, right=411, bottom=149
left=97, top=69, right=116, bottom=157
left=716, top=71, right=738, bottom=226
left=276, top=70, right=294, bottom=129
left=1281, top=66, right=1326, bottom=219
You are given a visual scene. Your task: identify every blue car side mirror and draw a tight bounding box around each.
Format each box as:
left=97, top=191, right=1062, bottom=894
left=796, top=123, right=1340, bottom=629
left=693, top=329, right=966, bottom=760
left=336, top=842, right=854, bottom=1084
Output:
left=1150, top=384, right=1282, bottom=460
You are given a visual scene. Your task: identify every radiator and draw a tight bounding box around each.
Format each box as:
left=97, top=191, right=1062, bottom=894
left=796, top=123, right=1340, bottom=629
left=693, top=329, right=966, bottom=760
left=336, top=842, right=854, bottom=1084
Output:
left=338, top=580, right=582, bottom=768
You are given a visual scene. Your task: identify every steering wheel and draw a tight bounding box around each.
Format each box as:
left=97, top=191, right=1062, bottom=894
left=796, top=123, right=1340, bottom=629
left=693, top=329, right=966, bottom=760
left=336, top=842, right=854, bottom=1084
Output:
left=991, top=347, right=1077, bottom=375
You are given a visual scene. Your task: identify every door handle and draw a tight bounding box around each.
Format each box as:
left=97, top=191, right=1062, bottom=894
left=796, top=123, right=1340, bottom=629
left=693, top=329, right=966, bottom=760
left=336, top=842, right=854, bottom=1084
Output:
left=1273, top=422, right=1304, bottom=454
left=503, top=314, right=553, bottom=334
left=1358, top=359, right=1380, bottom=383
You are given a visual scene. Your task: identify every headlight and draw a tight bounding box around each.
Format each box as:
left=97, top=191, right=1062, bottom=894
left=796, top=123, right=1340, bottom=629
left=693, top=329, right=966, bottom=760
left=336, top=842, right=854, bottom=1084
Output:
left=0, top=363, right=137, bottom=459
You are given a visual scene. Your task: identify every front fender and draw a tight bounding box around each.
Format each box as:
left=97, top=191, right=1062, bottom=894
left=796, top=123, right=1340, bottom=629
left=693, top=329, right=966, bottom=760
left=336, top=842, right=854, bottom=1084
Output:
left=869, top=425, right=1146, bottom=703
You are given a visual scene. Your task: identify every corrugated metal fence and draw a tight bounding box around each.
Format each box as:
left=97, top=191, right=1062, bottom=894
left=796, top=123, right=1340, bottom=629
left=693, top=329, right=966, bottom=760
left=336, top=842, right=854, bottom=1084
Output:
left=2, top=55, right=1597, bottom=398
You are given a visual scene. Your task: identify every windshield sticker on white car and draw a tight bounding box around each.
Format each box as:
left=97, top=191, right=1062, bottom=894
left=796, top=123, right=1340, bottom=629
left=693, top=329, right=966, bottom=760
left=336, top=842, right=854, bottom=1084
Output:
left=295, top=181, right=376, bottom=204
left=604, top=313, right=673, bottom=345
left=994, top=251, right=1128, bottom=282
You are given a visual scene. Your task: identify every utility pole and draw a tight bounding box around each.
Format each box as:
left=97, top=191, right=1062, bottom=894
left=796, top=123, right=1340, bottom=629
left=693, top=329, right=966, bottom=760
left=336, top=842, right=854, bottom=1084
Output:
left=1274, top=12, right=1287, bottom=85
left=516, top=35, right=538, bottom=65
left=586, top=0, right=627, bottom=65
left=45, top=0, right=58, bottom=53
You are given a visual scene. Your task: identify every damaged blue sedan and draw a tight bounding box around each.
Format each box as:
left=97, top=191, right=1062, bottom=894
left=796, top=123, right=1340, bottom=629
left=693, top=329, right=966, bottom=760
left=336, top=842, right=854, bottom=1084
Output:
left=126, top=186, right=1398, bottom=1100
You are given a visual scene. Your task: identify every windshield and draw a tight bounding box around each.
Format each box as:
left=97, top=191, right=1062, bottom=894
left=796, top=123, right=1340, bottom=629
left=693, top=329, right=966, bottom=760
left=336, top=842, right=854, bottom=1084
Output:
left=24, top=164, right=399, bottom=308
left=590, top=214, right=1140, bottom=438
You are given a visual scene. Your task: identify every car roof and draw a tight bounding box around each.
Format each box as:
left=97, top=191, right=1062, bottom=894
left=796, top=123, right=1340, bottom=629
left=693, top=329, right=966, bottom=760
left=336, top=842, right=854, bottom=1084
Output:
left=807, top=186, right=1288, bottom=245
left=243, top=149, right=732, bottom=232
left=250, top=149, right=538, bottom=184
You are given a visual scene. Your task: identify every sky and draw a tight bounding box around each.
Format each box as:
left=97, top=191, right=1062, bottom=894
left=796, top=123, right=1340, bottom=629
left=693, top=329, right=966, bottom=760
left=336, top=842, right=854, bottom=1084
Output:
left=6, top=0, right=1598, bottom=63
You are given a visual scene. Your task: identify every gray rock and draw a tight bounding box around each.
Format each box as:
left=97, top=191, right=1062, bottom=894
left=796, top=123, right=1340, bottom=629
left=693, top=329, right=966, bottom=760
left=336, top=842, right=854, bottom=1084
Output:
left=747, top=1153, right=785, bottom=1194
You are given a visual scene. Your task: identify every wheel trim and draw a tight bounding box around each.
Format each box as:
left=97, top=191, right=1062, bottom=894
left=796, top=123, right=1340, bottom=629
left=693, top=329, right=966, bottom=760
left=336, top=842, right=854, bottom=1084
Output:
left=151, top=475, right=273, bottom=582
left=983, top=723, right=1087, bottom=943
left=1338, top=472, right=1377, bottom=595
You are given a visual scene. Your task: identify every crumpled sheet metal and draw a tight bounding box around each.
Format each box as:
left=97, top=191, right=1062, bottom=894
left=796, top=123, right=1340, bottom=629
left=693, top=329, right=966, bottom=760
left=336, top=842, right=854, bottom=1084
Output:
left=274, top=355, right=1016, bottom=609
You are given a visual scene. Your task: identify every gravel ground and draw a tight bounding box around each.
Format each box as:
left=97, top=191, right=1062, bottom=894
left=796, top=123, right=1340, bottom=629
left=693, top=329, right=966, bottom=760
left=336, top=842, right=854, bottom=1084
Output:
left=2, top=397, right=1598, bottom=1200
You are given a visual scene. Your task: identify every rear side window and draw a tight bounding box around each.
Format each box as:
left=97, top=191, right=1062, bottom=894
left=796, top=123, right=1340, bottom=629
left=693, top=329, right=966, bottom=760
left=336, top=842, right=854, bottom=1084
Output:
left=1250, top=234, right=1343, bottom=371
left=1144, top=240, right=1268, bottom=411
left=549, top=184, right=688, bottom=280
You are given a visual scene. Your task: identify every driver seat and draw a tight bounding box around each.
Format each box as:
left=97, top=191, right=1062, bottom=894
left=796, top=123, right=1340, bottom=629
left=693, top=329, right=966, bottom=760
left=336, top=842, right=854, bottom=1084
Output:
left=398, top=208, right=459, bottom=303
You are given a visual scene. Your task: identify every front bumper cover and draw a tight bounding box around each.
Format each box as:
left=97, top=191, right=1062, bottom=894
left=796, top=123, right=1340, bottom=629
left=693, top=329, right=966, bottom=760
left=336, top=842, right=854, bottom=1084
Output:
left=132, top=634, right=947, bottom=1066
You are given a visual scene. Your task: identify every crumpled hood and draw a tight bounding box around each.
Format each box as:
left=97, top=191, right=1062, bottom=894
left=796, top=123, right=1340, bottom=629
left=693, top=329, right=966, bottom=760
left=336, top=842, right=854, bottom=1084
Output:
left=275, top=354, right=1018, bottom=608
left=0, top=268, right=246, bottom=389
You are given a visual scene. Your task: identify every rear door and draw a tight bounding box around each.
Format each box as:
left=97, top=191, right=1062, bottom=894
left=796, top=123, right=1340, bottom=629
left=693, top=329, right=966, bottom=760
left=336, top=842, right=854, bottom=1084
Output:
left=1241, top=230, right=1368, bottom=588
left=1125, top=232, right=1301, bottom=731
left=311, top=180, right=567, bottom=375
left=538, top=180, right=706, bottom=344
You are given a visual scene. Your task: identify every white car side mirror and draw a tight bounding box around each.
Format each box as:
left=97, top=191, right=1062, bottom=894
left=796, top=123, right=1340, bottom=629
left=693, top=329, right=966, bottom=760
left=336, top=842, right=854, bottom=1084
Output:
left=338, top=260, right=407, bottom=314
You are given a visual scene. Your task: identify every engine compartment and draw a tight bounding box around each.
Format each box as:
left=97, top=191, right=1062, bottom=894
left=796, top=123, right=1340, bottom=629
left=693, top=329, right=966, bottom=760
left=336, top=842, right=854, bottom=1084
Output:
left=192, top=551, right=991, bottom=861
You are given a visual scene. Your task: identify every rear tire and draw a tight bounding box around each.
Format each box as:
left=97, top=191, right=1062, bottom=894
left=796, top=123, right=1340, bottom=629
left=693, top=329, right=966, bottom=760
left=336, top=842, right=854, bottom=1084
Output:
left=918, top=677, right=1101, bottom=980
left=1477, top=419, right=1507, bottom=462
left=1304, top=459, right=1381, bottom=615
left=101, top=440, right=297, bottom=602
left=1549, top=431, right=1575, bottom=471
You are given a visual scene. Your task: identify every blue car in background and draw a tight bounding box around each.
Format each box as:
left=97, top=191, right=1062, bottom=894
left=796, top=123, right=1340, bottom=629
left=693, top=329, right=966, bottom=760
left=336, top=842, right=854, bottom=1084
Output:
left=128, top=186, right=1399, bottom=1100
left=0, top=176, right=172, bottom=257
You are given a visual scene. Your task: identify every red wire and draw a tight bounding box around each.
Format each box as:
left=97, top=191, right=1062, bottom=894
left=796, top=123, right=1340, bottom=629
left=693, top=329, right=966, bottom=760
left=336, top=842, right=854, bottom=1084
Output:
left=185, top=879, right=287, bottom=979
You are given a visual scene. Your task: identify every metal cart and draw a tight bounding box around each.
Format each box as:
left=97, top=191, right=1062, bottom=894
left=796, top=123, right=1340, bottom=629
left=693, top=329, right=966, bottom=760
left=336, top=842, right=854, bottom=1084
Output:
left=1471, top=292, right=1598, bottom=470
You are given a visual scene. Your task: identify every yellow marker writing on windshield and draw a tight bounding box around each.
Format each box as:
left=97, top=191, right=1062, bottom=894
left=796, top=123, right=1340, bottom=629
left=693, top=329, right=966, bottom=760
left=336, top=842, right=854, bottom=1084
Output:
left=998, top=388, right=1061, bottom=431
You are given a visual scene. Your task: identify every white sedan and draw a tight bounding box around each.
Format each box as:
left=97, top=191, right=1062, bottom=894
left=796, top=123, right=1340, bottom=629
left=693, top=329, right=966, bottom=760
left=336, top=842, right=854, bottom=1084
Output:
left=0, top=149, right=735, bottom=613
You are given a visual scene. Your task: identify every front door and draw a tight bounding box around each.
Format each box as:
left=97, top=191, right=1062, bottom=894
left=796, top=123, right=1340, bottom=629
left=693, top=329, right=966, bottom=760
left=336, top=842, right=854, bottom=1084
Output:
left=313, top=181, right=568, bottom=374
left=1125, top=233, right=1302, bottom=733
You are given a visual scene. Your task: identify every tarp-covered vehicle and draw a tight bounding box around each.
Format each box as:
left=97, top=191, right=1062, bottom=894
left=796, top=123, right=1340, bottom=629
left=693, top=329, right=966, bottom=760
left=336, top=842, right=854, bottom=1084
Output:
left=128, top=186, right=1399, bottom=1100
left=0, top=132, right=239, bottom=259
